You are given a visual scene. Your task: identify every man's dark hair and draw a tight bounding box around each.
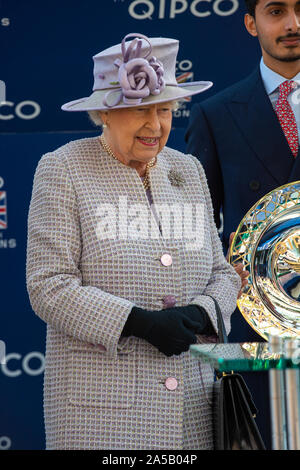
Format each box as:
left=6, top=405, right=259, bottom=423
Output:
left=244, top=0, right=259, bottom=17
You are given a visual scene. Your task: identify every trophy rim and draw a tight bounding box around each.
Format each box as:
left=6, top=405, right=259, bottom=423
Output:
left=229, top=180, right=300, bottom=340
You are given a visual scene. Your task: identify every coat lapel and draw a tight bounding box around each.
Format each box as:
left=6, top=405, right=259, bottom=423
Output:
left=288, top=148, right=300, bottom=182
left=227, top=67, right=295, bottom=186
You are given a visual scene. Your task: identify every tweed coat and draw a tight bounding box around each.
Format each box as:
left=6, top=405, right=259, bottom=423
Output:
left=26, top=136, right=240, bottom=450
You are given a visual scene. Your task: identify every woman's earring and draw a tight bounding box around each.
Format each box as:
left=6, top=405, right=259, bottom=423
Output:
left=102, top=123, right=107, bottom=129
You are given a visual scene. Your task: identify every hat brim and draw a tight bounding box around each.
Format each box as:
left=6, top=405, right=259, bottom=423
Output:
left=61, top=81, right=213, bottom=112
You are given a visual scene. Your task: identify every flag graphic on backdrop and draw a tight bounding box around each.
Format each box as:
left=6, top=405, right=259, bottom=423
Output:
left=0, top=191, right=7, bottom=229
left=176, top=72, right=194, bottom=101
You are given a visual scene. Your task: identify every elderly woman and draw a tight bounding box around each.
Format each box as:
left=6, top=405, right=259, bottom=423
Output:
left=26, top=33, right=240, bottom=450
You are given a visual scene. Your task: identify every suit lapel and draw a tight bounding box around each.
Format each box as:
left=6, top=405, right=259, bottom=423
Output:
left=227, top=67, right=295, bottom=186
left=288, top=149, right=300, bottom=182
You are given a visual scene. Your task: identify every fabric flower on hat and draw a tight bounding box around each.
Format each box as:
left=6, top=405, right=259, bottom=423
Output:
left=104, top=33, right=165, bottom=107
left=118, top=56, right=164, bottom=103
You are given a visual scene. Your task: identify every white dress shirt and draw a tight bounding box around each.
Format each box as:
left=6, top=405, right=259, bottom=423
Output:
left=260, top=58, right=300, bottom=141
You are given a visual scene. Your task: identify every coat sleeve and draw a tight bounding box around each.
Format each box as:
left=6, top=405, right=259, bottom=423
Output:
left=185, top=103, right=224, bottom=230
left=189, top=156, right=241, bottom=336
left=26, top=152, right=135, bottom=359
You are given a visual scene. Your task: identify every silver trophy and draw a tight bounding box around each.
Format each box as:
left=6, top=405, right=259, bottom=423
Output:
left=229, top=181, right=300, bottom=340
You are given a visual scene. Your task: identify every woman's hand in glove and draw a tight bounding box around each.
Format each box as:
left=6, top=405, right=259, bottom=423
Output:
left=122, top=305, right=214, bottom=357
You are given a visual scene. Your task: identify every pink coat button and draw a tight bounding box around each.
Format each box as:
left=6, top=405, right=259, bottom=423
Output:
left=165, top=377, right=178, bottom=391
left=160, top=253, right=173, bottom=266
left=163, top=295, right=176, bottom=308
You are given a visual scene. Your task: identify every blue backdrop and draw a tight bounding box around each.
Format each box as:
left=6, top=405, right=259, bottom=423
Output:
left=0, top=0, right=261, bottom=450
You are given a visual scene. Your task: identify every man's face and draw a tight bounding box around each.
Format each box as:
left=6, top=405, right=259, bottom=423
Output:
left=245, top=0, right=300, bottom=64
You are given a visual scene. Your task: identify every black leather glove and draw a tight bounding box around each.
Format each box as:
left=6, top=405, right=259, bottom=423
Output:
left=122, top=304, right=214, bottom=356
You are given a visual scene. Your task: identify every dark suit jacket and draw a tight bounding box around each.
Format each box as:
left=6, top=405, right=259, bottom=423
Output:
left=185, top=66, right=300, bottom=342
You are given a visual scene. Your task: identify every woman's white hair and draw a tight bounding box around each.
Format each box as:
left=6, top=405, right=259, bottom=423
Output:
left=87, top=100, right=181, bottom=127
left=88, top=110, right=104, bottom=127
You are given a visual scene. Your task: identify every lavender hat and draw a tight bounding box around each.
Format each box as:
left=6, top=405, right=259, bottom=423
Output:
left=61, top=33, right=212, bottom=111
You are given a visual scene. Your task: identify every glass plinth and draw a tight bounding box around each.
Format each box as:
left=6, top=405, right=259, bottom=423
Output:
left=190, top=338, right=300, bottom=450
left=190, top=341, right=300, bottom=372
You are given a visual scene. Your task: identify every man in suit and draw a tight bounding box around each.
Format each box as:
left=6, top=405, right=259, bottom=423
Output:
left=185, top=0, right=300, bottom=448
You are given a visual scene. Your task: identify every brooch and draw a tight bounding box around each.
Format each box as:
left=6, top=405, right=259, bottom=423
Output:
left=168, top=170, right=186, bottom=187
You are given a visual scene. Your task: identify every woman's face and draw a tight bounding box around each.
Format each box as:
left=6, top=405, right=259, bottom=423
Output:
left=100, top=102, right=173, bottom=168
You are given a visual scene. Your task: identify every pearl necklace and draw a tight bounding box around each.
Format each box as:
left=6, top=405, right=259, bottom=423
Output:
left=99, top=135, right=156, bottom=191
